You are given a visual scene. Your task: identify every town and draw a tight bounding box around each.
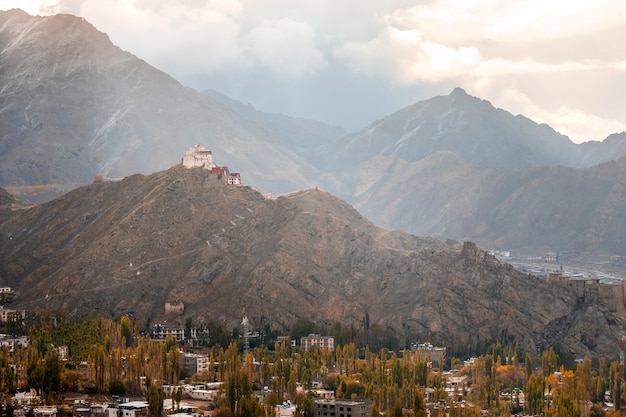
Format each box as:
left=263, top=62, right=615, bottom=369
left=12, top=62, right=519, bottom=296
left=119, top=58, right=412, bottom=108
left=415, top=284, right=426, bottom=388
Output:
left=0, top=305, right=621, bottom=417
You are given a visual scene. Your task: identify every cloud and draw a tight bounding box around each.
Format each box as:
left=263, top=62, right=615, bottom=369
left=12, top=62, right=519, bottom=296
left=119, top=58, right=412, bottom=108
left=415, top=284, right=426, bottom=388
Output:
left=475, top=85, right=626, bottom=143
left=331, top=0, right=626, bottom=142
left=245, top=18, right=327, bottom=80
left=5, top=0, right=626, bottom=141
left=74, top=0, right=250, bottom=75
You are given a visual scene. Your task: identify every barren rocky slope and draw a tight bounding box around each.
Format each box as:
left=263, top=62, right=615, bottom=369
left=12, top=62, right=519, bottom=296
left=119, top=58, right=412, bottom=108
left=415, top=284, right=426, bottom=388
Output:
left=0, top=166, right=622, bottom=358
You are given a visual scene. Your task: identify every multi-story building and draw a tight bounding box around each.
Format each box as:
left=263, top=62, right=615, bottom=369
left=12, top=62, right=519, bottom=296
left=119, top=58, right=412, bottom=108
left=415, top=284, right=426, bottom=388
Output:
left=179, top=351, right=210, bottom=375
left=301, top=334, right=334, bottom=352
left=314, top=399, right=371, bottom=417
left=151, top=323, right=185, bottom=341
left=549, top=272, right=626, bottom=313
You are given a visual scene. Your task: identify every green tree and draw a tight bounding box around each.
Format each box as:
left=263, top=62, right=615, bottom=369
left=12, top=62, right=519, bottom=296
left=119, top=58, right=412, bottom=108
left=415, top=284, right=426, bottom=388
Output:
left=542, top=347, right=558, bottom=377
left=290, top=318, right=318, bottom=341
left=146, top=384, right=165, bottom=417
left=295, top=393, right=314, bottom=417
left=120, top=315, right=135, bottom=348
left=525, top=373, right=544, bottom=416
left=524, top=352, right=533, bottom=379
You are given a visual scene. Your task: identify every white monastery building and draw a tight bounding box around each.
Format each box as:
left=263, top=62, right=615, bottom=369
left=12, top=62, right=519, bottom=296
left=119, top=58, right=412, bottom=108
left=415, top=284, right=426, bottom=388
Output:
left=182, top=144, right=217, bottom=170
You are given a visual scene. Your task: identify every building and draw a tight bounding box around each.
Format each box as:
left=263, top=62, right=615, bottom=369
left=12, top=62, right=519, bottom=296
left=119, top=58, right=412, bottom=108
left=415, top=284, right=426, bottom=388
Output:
left=445, top=375, right=469, bottom=400
left=0, top=306, right=25, bottom=323
left=301, top=334, right=334, bottom=352
left=0, top=334, right=29, bottom=353
left=410, top=342, right=446, bottom=364
left=0, top=287, right=15, bottom=303
left=151, top=323, right=185, bottom=341
left=549, top=272, right=626, bottom=313
left=182, top=145, right=217, bottom=170
left=106, top=402, right=148, bottom=417
left=227, top=172, right=242, bottom=185
left=314, top=399, right=371, bottom=417
left=311, top=389, right=335, bottom=399
left=179, top=351, right=210, bottom=375
left=165, top=301, right=184, bottom=315
left=276, top=401, right=296, bottom=417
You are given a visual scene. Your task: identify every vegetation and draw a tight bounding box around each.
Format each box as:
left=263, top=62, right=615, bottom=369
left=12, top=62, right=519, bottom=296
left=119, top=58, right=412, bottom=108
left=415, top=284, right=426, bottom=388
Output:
left=0, top=313, right=624, bottom=417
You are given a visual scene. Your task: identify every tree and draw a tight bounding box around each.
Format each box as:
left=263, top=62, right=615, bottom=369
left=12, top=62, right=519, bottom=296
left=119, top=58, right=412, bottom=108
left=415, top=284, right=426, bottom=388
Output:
left=525, top=374, right=543, bottom=416
left=391, top=401, right=402, bottom=417
left=295, top=393, right=314, bottom=417
left=524, top=352, right=533, bottom=379
left=609, top=361, right=622, bottom=411
left=173, top=386, right=182, bottom=410
left=290, top=318, right=318, bottom=341
left=109, top=379, right=126, bottom=395
left=542, top=347, right=558, bottom=377
left=146, top=384, right=165, bottom=417
left=120, top=315, right=135, bottom=348
left=413, top=386, right=426, bottom=417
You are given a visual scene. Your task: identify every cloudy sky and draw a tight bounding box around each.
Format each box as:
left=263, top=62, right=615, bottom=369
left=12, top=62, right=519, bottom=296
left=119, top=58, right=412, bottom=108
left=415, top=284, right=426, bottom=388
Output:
left=4, top=0, right=626, bottom=143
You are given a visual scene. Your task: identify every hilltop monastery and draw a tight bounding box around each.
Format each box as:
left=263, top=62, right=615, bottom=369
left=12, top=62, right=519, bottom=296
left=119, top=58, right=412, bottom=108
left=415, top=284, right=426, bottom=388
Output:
left=182, top=144, right=241, bottom=185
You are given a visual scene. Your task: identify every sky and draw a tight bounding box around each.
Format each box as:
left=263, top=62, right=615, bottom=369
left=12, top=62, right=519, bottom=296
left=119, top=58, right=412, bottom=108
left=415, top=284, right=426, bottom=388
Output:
left=3, top=0, right=626, bottom=143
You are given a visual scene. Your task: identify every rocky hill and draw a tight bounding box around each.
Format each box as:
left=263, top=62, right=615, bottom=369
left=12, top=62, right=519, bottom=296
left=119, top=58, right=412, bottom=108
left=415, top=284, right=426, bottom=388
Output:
left=0, top=9, right=325, bottom=202
left=0, top=167, right=623, bottom=358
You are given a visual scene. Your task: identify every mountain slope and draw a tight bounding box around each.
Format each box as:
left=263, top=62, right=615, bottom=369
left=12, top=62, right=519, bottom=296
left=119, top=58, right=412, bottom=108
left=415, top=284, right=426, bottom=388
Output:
left=317, top=88, right=626, bottom=172
left=0, top=166, right=622, bottom=357
left=0, top=9, right=321, bottom=201
left=204, top=89, right=346, bottom=155
left=322, top=152, right=626, bottom=256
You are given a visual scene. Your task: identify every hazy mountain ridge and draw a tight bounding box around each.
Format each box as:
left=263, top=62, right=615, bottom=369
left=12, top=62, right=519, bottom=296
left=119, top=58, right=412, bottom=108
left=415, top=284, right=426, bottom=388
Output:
left=3, top=10, right=626, bottom=257
left=0, top=9, right=323, bottom=201
left=204, top=89, right=346, bottom=155
left=317, top=87, right=626, bottom=173
left=327, top=152, right=626, bottom=255
left=0, top=167, right=622, bottom=358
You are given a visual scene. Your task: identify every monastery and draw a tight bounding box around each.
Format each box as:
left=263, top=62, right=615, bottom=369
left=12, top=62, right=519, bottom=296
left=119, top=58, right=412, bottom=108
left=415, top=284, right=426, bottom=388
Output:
left=181, top=144, right=241, bottom=185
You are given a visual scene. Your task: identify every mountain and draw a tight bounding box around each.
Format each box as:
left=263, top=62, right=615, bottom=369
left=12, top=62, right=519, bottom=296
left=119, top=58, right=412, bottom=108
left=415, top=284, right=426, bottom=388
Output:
left=308, top=89, right=626, bottom=255
left=0, top=166, right=622, bottom=358
left=315, top=88, right=626, bottom=172
left=4, top=9, right=626, bottom=259
left=0, top=9, right=326, bottom=202
left=0, top=187, right=28, bottom=224
left=204, top=89, right=346, bottom=156
left=325, top=152, right=626, bottom=256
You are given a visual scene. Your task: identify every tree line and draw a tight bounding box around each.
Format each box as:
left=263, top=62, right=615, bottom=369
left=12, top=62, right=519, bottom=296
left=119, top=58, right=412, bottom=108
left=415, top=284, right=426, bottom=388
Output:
left=2, top=313, right=626, bottom=417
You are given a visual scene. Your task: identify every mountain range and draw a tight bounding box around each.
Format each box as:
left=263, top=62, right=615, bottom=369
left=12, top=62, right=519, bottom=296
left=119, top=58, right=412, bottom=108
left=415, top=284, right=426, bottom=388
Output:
left=0, top=9, right=323, bottom=202
left=3, top=9, right=626, bottom=358
left=2, top=9, right=626, bottom=257
left=0, top=165, right=621, bottom=358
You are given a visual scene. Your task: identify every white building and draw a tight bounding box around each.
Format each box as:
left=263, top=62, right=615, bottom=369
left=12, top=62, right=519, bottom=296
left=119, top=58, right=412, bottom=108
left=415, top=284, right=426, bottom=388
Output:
left=151, top=324, right=185, bottom=341
left=182, top=145, right=217, bottom=170
left=179, top=352, right=210, bottom=375
left=227, top=172, right=242, bottom=185
left=106, top=401, right=148, bottom=417
left=301, top=334, right=334, bottom=352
